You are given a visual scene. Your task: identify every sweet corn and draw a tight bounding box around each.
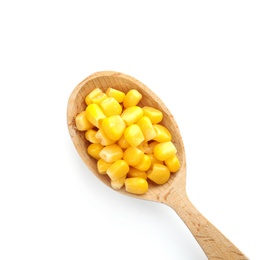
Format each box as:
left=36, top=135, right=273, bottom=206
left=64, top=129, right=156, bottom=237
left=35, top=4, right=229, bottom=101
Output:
left=111, top=174, right=127, bottom=189
left=99, top=144, right=123, bottom=163
left=101, top=115, right=126, bottom=141
left=85, top=103, right=106, bottom=128
left=153, top=124, right=172, bottom=142
left=123, top=89, right=142, bottom=108
left=153, top=141, right=177, bottom=161
left=121, top=106, right=143, bottom=126
left=91, top=92, right=108, bottom=104
left=147, top=164, right=170, bottom=185
left=106, top=87, right=125, bottom=103
left=123, top=146, right=144, bottom=166
left=165, top=154, right=180, bottom=173
left=97, top=158, right=112, bottom=174
left=95, top=129, right=116, bottom=146
left=75, top=86, right=180, bottom=195
left=117, top=135, right=130, bottom=149
left=100, top=97, right=122, bottom=116
left=107, top=159, right=129, bottom=180
left=75, top=111, right=94, bottom=131
left=85, top=129, right=99, bottom=143
left=127, top=168, right=147, bottom=180
left=87, top=143, right=104, bottom=160
left=125, top=177, right=148, bottom=195
left=137, top=116, right=156, bottom=141
left=85, top=88, right=102, bottom=105
left=142, top=106, right=163, bottom=124
left=124, top=124, right=145, bottom=147
left=133, top=154, right=151, bottom=171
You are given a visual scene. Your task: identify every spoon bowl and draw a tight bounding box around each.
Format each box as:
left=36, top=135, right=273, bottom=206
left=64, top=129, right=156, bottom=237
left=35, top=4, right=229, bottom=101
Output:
left=67, top=71, right=247, bottom=259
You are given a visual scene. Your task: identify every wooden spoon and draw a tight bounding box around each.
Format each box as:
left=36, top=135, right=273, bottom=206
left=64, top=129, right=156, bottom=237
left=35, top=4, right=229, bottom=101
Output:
left=67, top=71, right=247, bottom=260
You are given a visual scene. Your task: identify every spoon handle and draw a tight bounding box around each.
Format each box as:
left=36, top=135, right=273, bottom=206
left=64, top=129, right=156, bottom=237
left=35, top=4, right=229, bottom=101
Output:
left=167, top=193, right=248, bottom=259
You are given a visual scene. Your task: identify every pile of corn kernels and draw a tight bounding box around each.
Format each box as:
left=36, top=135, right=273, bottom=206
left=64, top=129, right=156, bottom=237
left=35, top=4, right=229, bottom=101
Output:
left=75, top=87, right=180, bottom=195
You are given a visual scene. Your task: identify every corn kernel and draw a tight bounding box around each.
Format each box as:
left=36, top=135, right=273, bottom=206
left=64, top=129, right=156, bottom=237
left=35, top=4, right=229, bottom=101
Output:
left=75, top=111, right=94, bottom=131
left=153, top=141, right=177, bottom=161
left=133, top=154, right=151, bottom=171
left=136, top=116, right=156, bottom=141
left=117, top=135, right=130, bottom=149
left=85, top=103, right=106, bottom=128
left=147, top=164, right=170, bottom=185
left=106, top=87, right=125, bottom=103
left=147, top=153, right=163, bottom=167
left=107, top=160, right=129, bottom=180
left=123, top=146, right=144, bottom=166
left=165, top=154, right=181, bottom=173
left=95, top=129, right=116, bottom=146
left=153, top=124, right=172, bottom=142
left=99, top=144, right=123, bottom=163
left=124, top=124, right=145, bottom=147
left=111, top=174, right=127, bottom=189
left=101, top=115, right=126, bottom=141
left=123, top=89, right=142, bottom=108
left=121, top=106, right=143, bottom=126
left=100, top=97, right=122, bottom=116
left=137, top=141, right=151, bottom=154
left=97, top=158, right=112, bottom=174
left=91, top=92, right=108, bottom=104
left=147, top=141, right=159, bottom=154
left=85, top=88, right=102, bottom=105
left=87, top=143, right=104, bottom=160
left=127, top=168, right=147, bottom=180
left=142, top=106, right=163, bottom=124
left=84, top=129, right=99, bottom=143
left=125, top=177, right=148, bottom=195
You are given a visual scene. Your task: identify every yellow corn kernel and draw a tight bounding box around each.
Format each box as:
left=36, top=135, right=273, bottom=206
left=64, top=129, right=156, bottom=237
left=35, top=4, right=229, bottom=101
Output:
left=133, top=154, right=151, bottom=171
left=99, top=144, right=123, bottom=163
left=142, top=106, right=163, bottom=124
left=91, top=92, right=108, bottom=104
left=117, top=135, right=130, bottom=149
left=85, top=103, right=106, bottom=128
left=95, top=129, right=116, bottom=146
left=165, top=154, right=181, bottom=173
left=75, top=111, right=94, bottom=131
left=107, top=160, right=129, bottom=180
left=137, top=141, right=151, bottom=154
left=125, top=177, right=148, bottom=195
left=111, top=174, right=127, bottom=189
left=136, top=116, right=156, bottom=141
left=85, top=88, right=102, bottom=105
left=101, top=115, right=126, bottom=141
left=147, top=164, right=170, bottom=185
left=147, top=153, right=163, bottom=167
left=124, top=124, right=145, bottom=147
left=123, top=146, right=144, bottom=166
left=123, top=89, right=142, bottom=108
left=85, top=129, right=99, bottom=143
left=97, top=159, right=112, bottom=174
left=87, top=143, right=104, bottom=160
left=127, top=168, right=147, bottom=180
left=106, top=87, right=125, bottom=103
left=153, top=124, right=172, bottom=142
left=121, top=106, right=143, bottom=126
left=100, top=97, right=122, bottom=117
left=147, top=141, right=159, bottom=154
left=153, top=141, right=177, bottom=161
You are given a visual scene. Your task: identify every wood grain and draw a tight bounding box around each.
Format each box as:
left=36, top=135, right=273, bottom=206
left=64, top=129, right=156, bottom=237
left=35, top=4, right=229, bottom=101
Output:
left=67, top=71, right=248, bottom=259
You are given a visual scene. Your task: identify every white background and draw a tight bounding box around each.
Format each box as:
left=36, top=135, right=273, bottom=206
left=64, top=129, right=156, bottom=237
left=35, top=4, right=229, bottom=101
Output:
left=0, top=1, right=273, bottom=259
